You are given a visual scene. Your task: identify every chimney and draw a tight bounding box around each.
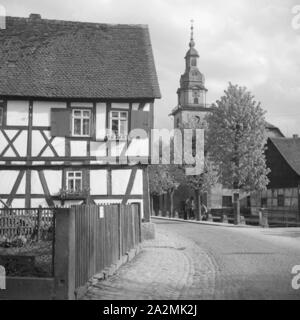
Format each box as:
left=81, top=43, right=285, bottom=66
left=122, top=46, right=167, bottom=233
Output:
left=293, top=134, right=298, bottom=139
left=29, top=13, right=41, bottom=21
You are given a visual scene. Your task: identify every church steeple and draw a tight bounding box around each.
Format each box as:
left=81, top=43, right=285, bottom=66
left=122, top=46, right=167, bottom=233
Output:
left=171, top=21, right=210, bottom=129
left=177, top=21, right=207, bottom=107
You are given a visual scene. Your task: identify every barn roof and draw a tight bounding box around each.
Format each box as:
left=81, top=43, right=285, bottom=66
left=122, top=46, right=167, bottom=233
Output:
left=270, top=137, right=300, bottom=176
left=0, top=14, right=161, bottom=99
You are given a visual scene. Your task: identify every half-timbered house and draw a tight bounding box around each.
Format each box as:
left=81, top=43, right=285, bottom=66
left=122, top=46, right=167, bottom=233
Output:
left=0, top=14, right=161, bottom=221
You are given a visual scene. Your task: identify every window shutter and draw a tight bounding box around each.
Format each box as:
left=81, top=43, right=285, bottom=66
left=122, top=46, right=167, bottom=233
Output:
left=131, top=110, right=150, bottom=133
left=51, top=109, right=71, bottom=137
left=90, top=111, right=96, bottom=140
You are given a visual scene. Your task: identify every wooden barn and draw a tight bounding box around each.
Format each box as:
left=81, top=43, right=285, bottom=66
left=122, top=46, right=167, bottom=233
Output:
left=249, top=136, right=300, bottom=218
left=0, top=14, right=161, bottom=221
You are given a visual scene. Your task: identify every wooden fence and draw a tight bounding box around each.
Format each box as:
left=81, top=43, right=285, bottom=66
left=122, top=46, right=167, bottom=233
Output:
left=0, top=207, right=54, bottom=239
left=74, top=204, right=141, bottom=290
left=210, top=207, right=300, bottom=227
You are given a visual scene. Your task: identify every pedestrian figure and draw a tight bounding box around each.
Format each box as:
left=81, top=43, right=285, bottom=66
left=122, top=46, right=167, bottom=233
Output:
left=190, top=197, right=195, bottom=219
left=185, top=197, right=191, bottom=220
left=201, top=203, right=208, bottom=220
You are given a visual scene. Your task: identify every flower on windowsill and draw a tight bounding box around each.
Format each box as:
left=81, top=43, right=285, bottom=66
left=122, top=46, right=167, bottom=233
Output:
left=57, top=188, right=90, bottom=199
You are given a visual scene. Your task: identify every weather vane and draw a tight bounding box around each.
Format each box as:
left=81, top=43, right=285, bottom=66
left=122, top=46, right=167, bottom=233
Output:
left=190, top=19, right=194, bottom=41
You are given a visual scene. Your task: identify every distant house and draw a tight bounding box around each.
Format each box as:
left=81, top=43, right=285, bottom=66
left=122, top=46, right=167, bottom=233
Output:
left=0, top=14, right=161, bottom=220
left=265, top=122, right=285, bottom=138
left=248, top=136, right=300, bottom=219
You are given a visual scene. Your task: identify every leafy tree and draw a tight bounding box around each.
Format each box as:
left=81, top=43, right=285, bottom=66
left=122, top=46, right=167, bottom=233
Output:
left=185, top=159, right=218, bottom=220
left=148, top=164, right=185, bottom=217
left=205, top=83, right=270, bottom=224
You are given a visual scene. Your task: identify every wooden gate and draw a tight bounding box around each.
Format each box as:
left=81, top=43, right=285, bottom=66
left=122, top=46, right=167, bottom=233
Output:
left=74, top=204, right=141, bottom=289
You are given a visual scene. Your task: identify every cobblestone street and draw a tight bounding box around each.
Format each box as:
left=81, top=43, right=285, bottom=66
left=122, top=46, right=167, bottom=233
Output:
left=82, top=221, right=216, bottom=300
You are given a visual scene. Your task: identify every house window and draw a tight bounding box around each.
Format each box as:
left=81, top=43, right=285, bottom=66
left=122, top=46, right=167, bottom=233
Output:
left=191, top=58, right=197, bottom=66
left=110, top=111, right=128, bottom=139
left=261, top=197, right=267, bottom=207
left=194, top=98, right=199, bottom=104
left=277, top=194, right=284, bottom=207
left=222, top=196, right=233, bottom=208
left=72, top=109, right=91, bottom=137
left=66, top=171, right=82, bottom=192
left=0, top=107, right=3, bottom=126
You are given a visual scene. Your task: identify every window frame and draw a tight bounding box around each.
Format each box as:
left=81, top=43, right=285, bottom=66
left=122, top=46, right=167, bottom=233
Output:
left=261, top=197, right=267, bottom=208
left=0, top=100, right=6, bottom=127
left=72, top=108, right=91, bottom=137
left=277, top=194, right=284, bottom=207
left=109, top=110, right=128, bottom=140
left=66, top=171, right=83, bottom=192
left=0, top=106, right=3, bottom=127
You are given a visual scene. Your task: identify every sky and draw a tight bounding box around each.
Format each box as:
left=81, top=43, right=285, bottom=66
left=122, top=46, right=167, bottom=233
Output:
left=1, top=0, right=300, bottom=136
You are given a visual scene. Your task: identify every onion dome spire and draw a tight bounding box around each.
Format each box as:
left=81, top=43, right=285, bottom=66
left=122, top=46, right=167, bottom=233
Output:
left=189, top=19, right=195, bottom=48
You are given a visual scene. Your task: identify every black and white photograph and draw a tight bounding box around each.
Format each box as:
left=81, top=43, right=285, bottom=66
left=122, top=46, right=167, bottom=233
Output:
left=0, top=0, right=300, bottom=306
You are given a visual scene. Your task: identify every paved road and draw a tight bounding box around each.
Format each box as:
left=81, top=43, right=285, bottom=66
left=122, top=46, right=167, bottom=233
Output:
left=83, top=219, right=300, bottom=300
left=154, top=219, right=300, bottom=300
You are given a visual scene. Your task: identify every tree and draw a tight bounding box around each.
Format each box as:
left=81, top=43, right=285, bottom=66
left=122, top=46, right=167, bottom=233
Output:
left=148, top=164, right=185, bottom=217
left=205, top=83, right=270, bottom=224
left=185, top=159, right=218, bottom=220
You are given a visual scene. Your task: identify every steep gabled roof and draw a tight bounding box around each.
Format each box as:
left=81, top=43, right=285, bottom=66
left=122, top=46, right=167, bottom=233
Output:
left=270, top=137, right=300, bottom=176
left=0, top=15, right=161, bottom=99
left=265, top=121, right=285, bottom=137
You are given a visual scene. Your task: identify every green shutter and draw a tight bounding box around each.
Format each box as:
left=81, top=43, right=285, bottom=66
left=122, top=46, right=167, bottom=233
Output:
left=51, top=108, right=71, bottom=137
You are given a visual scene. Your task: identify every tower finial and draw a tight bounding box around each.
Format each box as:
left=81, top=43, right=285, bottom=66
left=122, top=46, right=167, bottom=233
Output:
left=189, top=19, right=195, bottom=48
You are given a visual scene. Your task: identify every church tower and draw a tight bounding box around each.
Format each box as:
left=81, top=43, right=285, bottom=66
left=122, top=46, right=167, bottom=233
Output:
left=171, top=21, right=211, bottom=128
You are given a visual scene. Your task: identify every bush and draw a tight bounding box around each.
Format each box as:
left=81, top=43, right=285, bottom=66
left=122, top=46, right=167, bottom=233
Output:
left=0, top=235, right=28, bottom=248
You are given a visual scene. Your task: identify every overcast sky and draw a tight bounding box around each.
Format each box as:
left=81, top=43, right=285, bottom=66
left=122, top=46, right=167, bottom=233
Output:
left=2, top=0, right=300, bottom=136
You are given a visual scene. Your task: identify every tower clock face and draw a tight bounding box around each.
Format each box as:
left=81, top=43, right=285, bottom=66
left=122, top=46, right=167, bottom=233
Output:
left=192, top=90, right=199, bottom=97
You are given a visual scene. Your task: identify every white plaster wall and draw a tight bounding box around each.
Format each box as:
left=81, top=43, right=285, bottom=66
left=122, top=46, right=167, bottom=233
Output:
left=11, top=199, right=25, bottom=208
left=13, top=131, right=28, bottom=157
left=110, top=141, right=126, bottom=157
left=0, top=199, right=7, bottom=208
left=31, top=171, right=44, bottom=194
left=112, top=169, right=131, bottom=195
left=0, top=131, right=6, bottom=154
left=143, top=103, right=150, bottom=111
left=16, top=174, right=26, bottom=194
left=90, top=142, right=107, bottom=157
left=96, top=103, right=106, bottom=140
left=7, top=101, right=29, bottom=126
left=32, top=131, right=46, bottom=157
left=33, top=101, right=67, bottom=127
left=52, top=137, right=65, bottom=157
left=0, top=170, right=19, bottom=194
left=44, top=170, right=62, bottom=194
left=70, top=141, right=87, bottom=157
left=132, top=103, right=139, bottom=111
left=126, top=139, right=149, bottom=157
left=131, top=169, right=143, bottom=195
left=70, top=102, right=93, bottom=108
left=90, top=170, right=107, bottom=195
left=31, top=198, right=48, bottom=208
left=111, top=103, right=129, bottom=109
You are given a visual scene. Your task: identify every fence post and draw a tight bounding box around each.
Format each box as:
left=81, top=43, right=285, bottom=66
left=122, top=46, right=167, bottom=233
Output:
left=54, top=208, right=76, bottom=300
left=118, top=204, right=122, bottom=260
left=37, top=206, right=42, bottom=241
